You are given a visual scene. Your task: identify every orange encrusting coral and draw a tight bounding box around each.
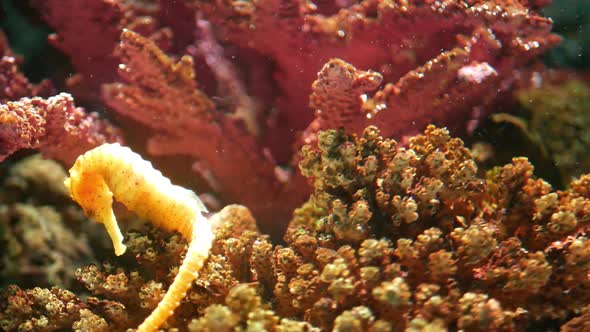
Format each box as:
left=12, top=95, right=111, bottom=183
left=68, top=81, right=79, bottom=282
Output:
left=64, top=143, right=214, bottom=332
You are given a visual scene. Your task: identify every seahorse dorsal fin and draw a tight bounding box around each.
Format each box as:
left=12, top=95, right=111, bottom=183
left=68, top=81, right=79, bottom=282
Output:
left=188, top=189, right=208, bottom=213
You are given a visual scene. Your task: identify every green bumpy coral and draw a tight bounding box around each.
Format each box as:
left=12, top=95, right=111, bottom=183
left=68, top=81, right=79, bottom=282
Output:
left=0, top=155, right=100, bottom=289
left=504, top=79, right=590, bottom=184
left=4, top=125, right=590, bottom=331
left=288, top=125, right=590, bottom=330
left=296, top=125, right=481, bottom=245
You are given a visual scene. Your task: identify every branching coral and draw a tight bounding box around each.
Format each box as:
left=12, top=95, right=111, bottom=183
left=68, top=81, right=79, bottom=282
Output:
left=64, top=143, right=215, bottom=332
left=199, top=0, right=560, bottom=143
left=102, top=29, right=303, bottom=237
left=0, top=155, right=95, bottom=289
left=0, top=286, right=89, bottom=331
left=0, top=26, right=121, bottom=164
left=0, top=31, right=53, bottom=103
left=25, top=0, right=561, bottom=236
left=4, top=125, right=590, bottom=330
left=280, top=125, right=590, bottom=329
left=0, top=93, right=122, bottom=164
left=29, top=0, right=175, bottom=100
left=2, top=0, right=590, bottom=330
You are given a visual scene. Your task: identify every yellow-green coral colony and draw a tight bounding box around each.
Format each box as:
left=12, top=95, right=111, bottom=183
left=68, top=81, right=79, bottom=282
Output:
left=3, top=125, right=588, bottom=330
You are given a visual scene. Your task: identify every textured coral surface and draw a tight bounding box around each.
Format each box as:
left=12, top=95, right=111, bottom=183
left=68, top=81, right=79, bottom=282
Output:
left=3, top=126, right=590, bottom=331
left=496, top=79, right=590, bottom=183
left=0, top=0, right=560, bottom=237
left=0, top=0, right=589, bottom=330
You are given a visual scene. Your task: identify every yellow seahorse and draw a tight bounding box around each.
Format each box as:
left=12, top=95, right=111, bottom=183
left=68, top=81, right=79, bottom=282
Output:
left=64, top=143, right=214, bottom=332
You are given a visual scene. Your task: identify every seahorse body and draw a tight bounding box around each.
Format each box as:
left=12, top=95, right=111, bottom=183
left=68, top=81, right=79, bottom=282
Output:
left=64, top=143, right=213, bottom=332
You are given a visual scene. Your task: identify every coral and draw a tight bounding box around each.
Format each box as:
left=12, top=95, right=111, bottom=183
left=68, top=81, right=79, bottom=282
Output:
left=2, top=154, right=69, bottom=202
left=0, top=31, right=53, bottom=103
left=29, top=0, right=174, bottom=100
left=0, top=203, right=92, bottom=289
left=3, top=0, right=590, bottom=330
left=0, top=155, right=96, bottom=288
left=0, top=286, right=86, bottom=331
left=0, top=280, right=134, bottom=331
left=30, top=0, right=125, bottom=92
left=0, top=28, right=120, bottom=164
left=187, top=283, right=320, bottom=332
left=29, top=0, right=560, bottom=235
left=0, top=203, right=269, bottom=331
left=0, top=93, right=122, bottom=164
left=102, top=29, right=302, bottom=237
left=199, top=0, right=560, bottom=144
left=5, top=126, right=590, bottom=330
left=281, top=125, right=590, bottom=329
left=65, top=143, right=214, bottom=332
left=493, top=79, right=590, bottom=183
